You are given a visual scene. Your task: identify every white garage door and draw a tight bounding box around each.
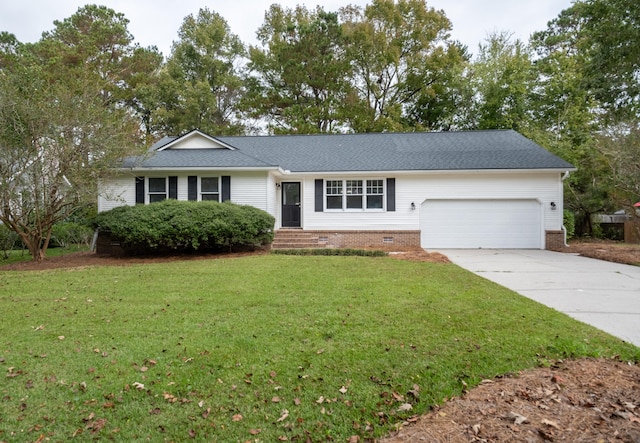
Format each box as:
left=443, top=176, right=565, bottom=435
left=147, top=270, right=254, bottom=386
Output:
left=420, top=199, right=542, bottom=249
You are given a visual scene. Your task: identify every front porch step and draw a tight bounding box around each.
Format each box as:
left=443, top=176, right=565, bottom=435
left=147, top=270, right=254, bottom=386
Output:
left=271, top=230, right=323, bottom=249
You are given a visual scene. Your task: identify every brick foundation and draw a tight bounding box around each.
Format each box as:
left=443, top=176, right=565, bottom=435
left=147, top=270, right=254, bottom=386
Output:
left=545, top=230, right=566, bottom=251
left=285, top=230, right=422, bottom=249
left=96, top=231, right=126, bottom=257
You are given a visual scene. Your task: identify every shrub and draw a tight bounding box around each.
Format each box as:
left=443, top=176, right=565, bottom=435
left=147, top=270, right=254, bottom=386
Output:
left=271, top=248, right=387, bottom=257
left=51, top=222, right=94, bottom=248
left=93, top=200, right=274, bottom=255
left=0, top=224, right=20, bottom=259
left=563, top=209, right=575, bottom=240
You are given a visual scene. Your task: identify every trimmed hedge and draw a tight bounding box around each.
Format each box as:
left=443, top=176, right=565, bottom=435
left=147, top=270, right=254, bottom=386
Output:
left=271, top=248, right=388, bottom=257
left=93, top=200, right=274, bottom=255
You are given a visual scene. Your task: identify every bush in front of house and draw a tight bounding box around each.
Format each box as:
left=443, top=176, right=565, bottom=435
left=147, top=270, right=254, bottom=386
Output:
left=93, top=200, right=274, bottom=255
left=563, top=209, right=575, bottom=241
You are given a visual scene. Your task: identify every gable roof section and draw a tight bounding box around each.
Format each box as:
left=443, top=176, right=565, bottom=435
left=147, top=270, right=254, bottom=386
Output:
left=124, top=130, right=575, bottom=173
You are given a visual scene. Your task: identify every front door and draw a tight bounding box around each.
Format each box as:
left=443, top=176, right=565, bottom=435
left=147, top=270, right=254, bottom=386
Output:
left=281, top=182, right=301, bottom=227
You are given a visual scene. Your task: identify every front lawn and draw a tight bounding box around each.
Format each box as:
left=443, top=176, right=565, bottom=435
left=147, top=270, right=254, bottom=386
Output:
left=0, top=255, right=637, bottom=441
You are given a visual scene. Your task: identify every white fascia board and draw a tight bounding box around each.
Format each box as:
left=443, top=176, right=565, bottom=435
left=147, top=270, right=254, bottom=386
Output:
left=282, top=168, right=577, bottom=176
left=156, top=130, right=237, bottom=151
left=118, top=166, right=279, bottom=173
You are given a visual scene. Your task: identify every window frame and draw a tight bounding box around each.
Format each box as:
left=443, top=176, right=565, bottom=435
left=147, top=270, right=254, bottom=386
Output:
left=324, top=178, right=386, bottom=212
left=148, top=177, right=167, bottom=203
left=200, top=176, right=220, bottom=202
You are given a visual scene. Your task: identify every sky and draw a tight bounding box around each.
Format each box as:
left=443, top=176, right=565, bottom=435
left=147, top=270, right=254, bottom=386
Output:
left=1, top=0, right=574, bottom=57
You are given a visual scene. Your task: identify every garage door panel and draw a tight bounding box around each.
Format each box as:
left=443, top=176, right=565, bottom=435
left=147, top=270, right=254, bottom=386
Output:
left=421, top=199, right=541, bottom=249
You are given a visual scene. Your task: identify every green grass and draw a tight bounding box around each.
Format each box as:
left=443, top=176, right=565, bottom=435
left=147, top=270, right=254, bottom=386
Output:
left=0, top=245, right=89, bottom=266
left=0, top=255, right=638, bottom=442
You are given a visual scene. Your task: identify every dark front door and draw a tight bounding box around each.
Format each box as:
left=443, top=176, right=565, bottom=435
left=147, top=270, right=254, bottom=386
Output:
left=281, top=182, right=301, bottom=227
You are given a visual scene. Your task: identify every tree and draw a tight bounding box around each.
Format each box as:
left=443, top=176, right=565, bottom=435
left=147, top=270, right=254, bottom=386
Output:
left=340, top=0, right=467, bottom=132
left=36, top=5, right=163, bottom=137
left=0, top=8, right=147, bottom=261
left=246, top=5, right=354, bottom=133
left=464, top=32, right=535, bottom=131
left=150, top=8, right=246, bottom=136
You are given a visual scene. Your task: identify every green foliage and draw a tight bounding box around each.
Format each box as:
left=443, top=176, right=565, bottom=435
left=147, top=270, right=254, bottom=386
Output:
left=0, top=255, right=637, bottom=441
left=51, top=222, right=94, bottom=248
left=271, top=248, right=387, bottom=257
left=93, top=200, right=274, bottom=254
left=149, top=8, right=246, bottom=136
left=563, top=209, right=576, bottom=240
left=0, top=223, right=20, bottom=259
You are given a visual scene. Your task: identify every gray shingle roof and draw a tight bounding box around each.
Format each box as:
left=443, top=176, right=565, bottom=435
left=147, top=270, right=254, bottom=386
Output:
left=123, top=130, right=574, bottom=172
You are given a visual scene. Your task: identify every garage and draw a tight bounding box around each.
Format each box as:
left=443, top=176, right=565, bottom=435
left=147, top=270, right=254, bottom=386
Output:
left=420, top=199, right=542, bottom=249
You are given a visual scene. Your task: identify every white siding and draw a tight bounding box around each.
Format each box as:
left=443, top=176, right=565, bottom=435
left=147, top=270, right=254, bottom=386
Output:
left=295, top=171, right=564, bottom=233
left=97, top=172, right=272, bottom=213
left=98, top=177, right=136, bottom=212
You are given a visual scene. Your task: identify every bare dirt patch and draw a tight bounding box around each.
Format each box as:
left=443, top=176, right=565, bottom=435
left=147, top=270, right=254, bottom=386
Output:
left=381, top=358, right=640, bottom=443
left=564, top=240, right=640, bottom=266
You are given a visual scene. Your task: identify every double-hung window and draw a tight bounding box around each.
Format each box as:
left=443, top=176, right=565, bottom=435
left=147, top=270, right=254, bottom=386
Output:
left=325, top=179, right=385, bottom=211
left=201, top=177, right=220, bottom=201
left=148, top=178, right=167, bottom=203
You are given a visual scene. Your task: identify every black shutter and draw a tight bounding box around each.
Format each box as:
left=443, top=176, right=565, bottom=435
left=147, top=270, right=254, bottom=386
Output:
left=221, top=176, right=231, bottom=202
left=168, top=176, right=178, bottom=199
left=315, top=179, right=323, bottom=212
left=188, top=176, right=197, bottom=201
left=135, top=177, right=145, bottom=204
left=386, top=178, right=395, bottom=212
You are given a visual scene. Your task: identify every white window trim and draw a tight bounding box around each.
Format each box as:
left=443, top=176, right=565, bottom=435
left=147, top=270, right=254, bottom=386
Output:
left=200, top=176, right=220, bottom=202
left=148, top=177, right=167, bottom=203
left=324, top=178, right=386, bottom=212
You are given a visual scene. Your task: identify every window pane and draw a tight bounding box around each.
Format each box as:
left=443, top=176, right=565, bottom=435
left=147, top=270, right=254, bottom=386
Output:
left=201, top=193, right=219, bottom=201
left=326, top=195, right=342, bottom=209
left=149, top=178, right=166, bottom=192
left=366, top=180, right=383, bottom=194
left=201, top=177, right=219, bottom=192
left=346, top=180, right=362, bottom=195
left=149, top=194, right=165, bottom=203
left=347, top=195, right=363, bottom=208
left=326, top=180, right=342, bottom=195
left=367, top=195, right=383, bottom=209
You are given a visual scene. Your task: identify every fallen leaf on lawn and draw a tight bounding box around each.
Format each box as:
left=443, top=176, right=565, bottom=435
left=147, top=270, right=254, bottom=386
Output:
left=316, top=396, right=325, bottom=404
left=140, top=366, right=148, bottom=372
left=86, top=417, right=107, bottom=434
left=276, top=409, right=289, bottom=422
left=507, top=411, right=528, bottom=425
left=272, top=396, right=281, bottom=403
left=232, top=414, right=243, bottom=422
left=202, top=407, right=210, bottom=419
left=149, top=408, right=161, bottom=415
left=316, top=349, right=325, bottom=354
left=34, top=325, right=44, bottom=331
left=397, top=403, right=413, bottom=412
left=294, top=397, right=301, bottom=405
left=250, top=429, right=261, bottom=435
left=58, top=336, right=65, bottom=340
left=132, top=382, right=145, bottom=390
left=163, top=392, right=177, bottom=403
left=541, top=418, right=560, bottom=429
left=278, top=436, right=288, bottom=441
left=339, top=386, right=348, bottom=394
left=348, top=436, right=360, bottom=443
left=188, top=429, right=196, bottom=438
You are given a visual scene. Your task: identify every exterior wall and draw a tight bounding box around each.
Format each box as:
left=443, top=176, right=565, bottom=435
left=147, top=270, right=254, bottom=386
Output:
left=97, top=171, right=271, bottom=212
left=98, top=176, right=137, bottom=212
left=310, top=230, right=420, bottom=248
left=288, top=171, right=564, bottom=233
left=545, top=230, right=566, bottom=251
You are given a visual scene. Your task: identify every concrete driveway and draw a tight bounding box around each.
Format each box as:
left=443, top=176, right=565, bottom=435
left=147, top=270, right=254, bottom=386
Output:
left=435, top=249, right=640, bottom=347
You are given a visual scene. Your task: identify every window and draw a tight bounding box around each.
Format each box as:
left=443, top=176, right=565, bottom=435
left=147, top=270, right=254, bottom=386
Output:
left=325, top=179, right=385, bottom=211
left=366, top=180, right=384, bottom=209
left=326, top=180, right=343, bottom=209
left=148, top=178, right=166, bottom=203
left=201, top=177, right=219, bottom=201
left=346, top=180, right=363, bottom=209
